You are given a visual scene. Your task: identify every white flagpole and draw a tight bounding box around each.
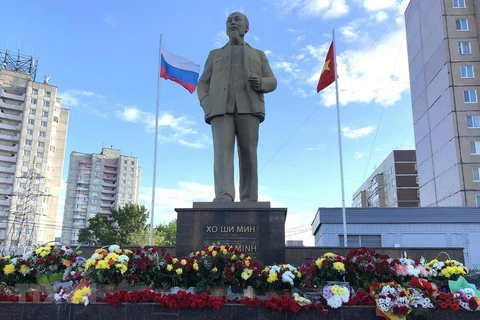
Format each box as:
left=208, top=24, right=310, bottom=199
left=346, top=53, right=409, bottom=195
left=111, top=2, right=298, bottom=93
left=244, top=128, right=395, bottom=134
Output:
left=150, top=34, right=162, bottom=246
left=332, top=29, right=348, bottom=247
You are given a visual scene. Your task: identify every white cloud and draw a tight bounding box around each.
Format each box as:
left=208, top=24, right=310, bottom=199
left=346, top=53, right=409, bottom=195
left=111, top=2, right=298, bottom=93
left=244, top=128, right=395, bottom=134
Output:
left=264, top=49, right=273, bottom=56
left=354, top=151, right=367, bottom=159
left=375, top=11, right=388, bottom=22
left=214, top=31, right=229, bottom=47
left=271, top=0, right=349, bottom=19
left=342, top=125, right=376, bottom=139
left=139, top=182, right=280, bottom=225
left=116, top=106, right=211, bottom=148
left=306, top=144, right=326, bottom=151
left=253, top=34, right=260, bottom=41
left=295, top=35, right=306, bottom=43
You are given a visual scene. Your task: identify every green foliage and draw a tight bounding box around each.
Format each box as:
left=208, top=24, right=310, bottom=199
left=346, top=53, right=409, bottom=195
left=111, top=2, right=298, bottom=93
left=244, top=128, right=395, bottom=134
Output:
left=77, top=204, right=177, bottom=246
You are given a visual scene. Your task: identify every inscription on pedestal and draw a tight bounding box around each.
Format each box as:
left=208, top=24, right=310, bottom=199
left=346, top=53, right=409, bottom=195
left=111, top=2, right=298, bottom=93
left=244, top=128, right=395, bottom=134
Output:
left=203, top=224, right=259, bottom=259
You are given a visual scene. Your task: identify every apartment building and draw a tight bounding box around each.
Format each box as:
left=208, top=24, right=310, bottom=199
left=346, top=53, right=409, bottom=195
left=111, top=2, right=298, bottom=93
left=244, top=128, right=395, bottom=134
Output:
left=405, top=0, right=480, bottom=206
left=352, top=150, right=419, bottom=208
left=0, top=61, right=69, bottom=251
left=61, top=148, right=140, bottom=245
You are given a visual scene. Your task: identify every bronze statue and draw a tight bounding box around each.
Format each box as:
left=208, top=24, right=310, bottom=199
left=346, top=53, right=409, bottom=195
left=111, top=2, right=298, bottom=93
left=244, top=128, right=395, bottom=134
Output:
left=197, top=12, right=277, bottom=202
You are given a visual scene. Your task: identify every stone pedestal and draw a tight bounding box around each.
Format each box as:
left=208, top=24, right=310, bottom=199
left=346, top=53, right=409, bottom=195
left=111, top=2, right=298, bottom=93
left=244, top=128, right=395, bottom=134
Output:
left=175, top=202, right=287, bottom=264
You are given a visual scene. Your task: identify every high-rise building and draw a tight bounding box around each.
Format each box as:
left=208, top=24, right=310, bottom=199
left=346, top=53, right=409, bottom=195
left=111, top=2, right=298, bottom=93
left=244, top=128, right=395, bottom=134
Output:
left=352, top=150, right=419, bottom=208
left=61, top=148, right=141, bottom=245
left=0, top=50, right=69, bottom=252
left=405, top=0, right=480, bottom=207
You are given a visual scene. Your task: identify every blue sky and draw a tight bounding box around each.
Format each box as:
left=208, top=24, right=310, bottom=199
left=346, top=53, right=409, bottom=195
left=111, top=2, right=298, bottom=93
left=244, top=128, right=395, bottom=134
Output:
left=3, top=0, right=414, bottom=245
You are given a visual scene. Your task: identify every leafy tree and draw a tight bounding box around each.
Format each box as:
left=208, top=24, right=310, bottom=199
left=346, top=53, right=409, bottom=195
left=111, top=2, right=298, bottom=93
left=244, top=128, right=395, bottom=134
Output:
left=155, top=219, right=177, bottom=245
left=78, top=203, right=149, bottom=246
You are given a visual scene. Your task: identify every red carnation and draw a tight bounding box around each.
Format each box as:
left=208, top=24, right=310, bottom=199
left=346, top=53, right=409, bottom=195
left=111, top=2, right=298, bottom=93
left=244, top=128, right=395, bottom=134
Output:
left=71, top=257, right=77, bottom=263
left=37, top=258, right=45, bottom=265
left=48, top=255, right=56, bottom=262
left=321, top=309, right=329, bottom=315
left=59, top=249, right=65, bottom=255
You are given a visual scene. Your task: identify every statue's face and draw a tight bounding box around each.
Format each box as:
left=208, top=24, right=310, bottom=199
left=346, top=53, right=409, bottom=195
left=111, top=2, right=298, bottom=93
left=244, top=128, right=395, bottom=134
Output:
left=226, top=12, right=248, bottom=37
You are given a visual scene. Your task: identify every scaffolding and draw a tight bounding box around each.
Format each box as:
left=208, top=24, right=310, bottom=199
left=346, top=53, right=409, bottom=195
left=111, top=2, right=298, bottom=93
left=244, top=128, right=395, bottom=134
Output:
left=0, top=49, right=38, bottom=81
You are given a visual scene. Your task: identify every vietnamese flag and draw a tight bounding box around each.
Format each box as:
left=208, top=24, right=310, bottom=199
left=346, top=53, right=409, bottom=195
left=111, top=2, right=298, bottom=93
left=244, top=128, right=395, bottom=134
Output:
left=316, top=41, right=335, bottom=93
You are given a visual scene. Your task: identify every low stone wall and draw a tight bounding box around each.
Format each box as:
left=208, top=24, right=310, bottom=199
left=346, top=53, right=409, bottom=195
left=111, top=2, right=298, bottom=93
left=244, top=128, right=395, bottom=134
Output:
left=0, top=303, right=478, bottom=320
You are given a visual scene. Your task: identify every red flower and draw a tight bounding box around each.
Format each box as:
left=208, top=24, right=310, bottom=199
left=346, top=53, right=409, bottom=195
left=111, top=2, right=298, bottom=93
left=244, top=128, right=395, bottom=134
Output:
left=59, top=249, right=65, bottom=255
left=48, top=255, right=56, bottom=261
left=451, top=302, right=460, bottom=311
left=321, top=309, right=329, bottom=315
left=322, top=259, right=328, bottom=266
left=468, top=297, right=479, bottom=311
left=129, top=274, right=137, bottom=281
left=71, top=257, right=77, bottom=263
left=37, top=258, right=45, bottom=265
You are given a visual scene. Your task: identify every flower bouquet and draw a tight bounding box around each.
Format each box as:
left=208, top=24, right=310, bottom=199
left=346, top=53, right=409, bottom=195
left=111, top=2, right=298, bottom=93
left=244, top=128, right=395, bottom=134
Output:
left=127, top=246, right=159, bottom=288
left=195, top=245, right=244, bottom=296
left=84, top=245, right=132, bottom=290
left=26, top=244, right=81, bottom=292
left=370, top=281, right=411, bottom=320
left=162, top=253, right=199, bottom=292
left=0, top=254, right=34, bottom=286
left=322, top=282, right=350, bottom=308
left=301, top=252, right=347, bottom=290
left=426, top=257, right=468, bottom=281
left=62, top=256, right=86, bottom=284
left=261, top=263, right=302, bottom=296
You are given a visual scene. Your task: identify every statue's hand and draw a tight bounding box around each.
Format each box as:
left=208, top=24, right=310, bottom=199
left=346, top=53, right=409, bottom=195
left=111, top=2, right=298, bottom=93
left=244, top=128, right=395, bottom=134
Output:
left=248, top=75, right=261, bottom=90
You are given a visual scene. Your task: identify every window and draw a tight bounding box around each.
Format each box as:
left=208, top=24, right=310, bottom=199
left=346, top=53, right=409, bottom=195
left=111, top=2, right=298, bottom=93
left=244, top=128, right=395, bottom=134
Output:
left=474, top=168, right=480, bottom=181
left=392, top=178, right=396, bottom=187
left=95, top=165, right=101, bottom=169
left=464, top=90, right=477, bottom=103
left=23, top=161, right=29, bottom=167
left=26, top=129, right=33, bottom=135
left=131, top=161, right=135, bottom=165
left=36, top=163, right=42, bottom=169
left=338, top=235, right=381, bottom=247
left=30, top=109, right=36, bottom=115
left=467, top=115, right=480, bottom=128
left=456, top=19, right=469, bottom=31
left=39, top=131, right=46, bottom=137
left=30, top=98, right=37, bottom=104
left=42, top=111, right=48, bottom=117
left=461, top=66, right=474, bottom=78
left=41, top=121, right=47, bottom=127
left=38, top=142, right=45, bottom=148
left=44, top=91, right=51, bottom=97
left=32, top=88, right=38, bottom=95
left=459, top=42, right=471, bottom=54
left=43, top=101, right=50, bottom=107
left=454, top=0, right=466, bottom=8
left=24, top=150, right=30, bottom=156
left=92, top=198, right=98, bottom=203
left=19, top=183, right=26, bottom=189
left=124, top=160, right=127, bottom=164
left=37, top=152, right=43, bottom=158
left=25, top=139, right=32, bottom=146
left=91, top=206, right=97, bottom=211
left=476, top=194, right=480, bottom=206
left=28, top=119, right=35, bottom=125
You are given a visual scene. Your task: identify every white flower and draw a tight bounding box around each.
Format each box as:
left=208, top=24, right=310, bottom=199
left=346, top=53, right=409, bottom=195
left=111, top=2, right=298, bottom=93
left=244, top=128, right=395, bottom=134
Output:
left=91, top=253, right=99, bottom=260
left=269, top=265, right=281, bottom=273
left=9, top=257, right=19, bottom=265
left=117, top=255, right=129, bottom=263
left=327, top=295, right=343, bottom=308
left=108, top=245, right=120, bottom=252
left=281, top=271, right=295, bottom=285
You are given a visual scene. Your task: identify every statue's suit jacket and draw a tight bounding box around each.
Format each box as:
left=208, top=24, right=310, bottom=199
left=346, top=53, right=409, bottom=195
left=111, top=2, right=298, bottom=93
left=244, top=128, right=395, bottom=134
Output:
left=197, top=42, right=277, bottom=124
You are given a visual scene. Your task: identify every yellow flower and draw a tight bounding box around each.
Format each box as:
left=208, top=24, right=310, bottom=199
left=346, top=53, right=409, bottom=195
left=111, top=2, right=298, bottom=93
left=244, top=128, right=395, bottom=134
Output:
left=333, top=262, right=346, bottom=272
left=124, top=249, right=133, bottom=254
left=315, top=258, right=323, bottom=266
left=3, top=255, right=10, bottom=261
left=220, top=245, right=226, bottom=251
left=427, top=259, right=438, bottom=267
left=231, top=254, right=237, bottom=260
left=201, top=250, right=206, bottom=255
left=20, top=265, right=30, bottom=275
left=62, top=259, right=72, bottom=267
left=208, top=246, right=214, bottom=252
left=222, top=249, right=227, bottom=255
left=240, top=254, right=245, bottom=259
left=167, top=264, right=173, bottom=271
left=193, top=263, right=199, bottom=271
left=115, top=249, right=122, bottom=254
left=212, top=267, right=218, bottom=273
left=176, top=268, right=183, bottom=275
left=331, top=285, right=345, bottom=295
left=115, top=264, right=128, bottom=274
left=180, top=259, right=187, bottom=266
left=241, top=269, right=253, bottom=280
left=3, top=264, right=15, bottom=275
left=245, top=259, right=250, bottom=267
left=96, top=260, right=110, bottom=269
left=324, top=252, right=335, bottom=258
left=172, top=258, right=178, bottom=264
left=95, top=249, right=103, bottom=254
left=106, top=253, right=119, bottom=261
left=294, top=271, right=302, bottom=278
left=195, top=251, right=200, bottom=256
left=267, top=272, right=278, bottom=283
left=263, top=267, right=270, bottom=273
left=71, top=286, right=91, bottom=305
left=85, top=259, right=93, bottom=271
left=212, top=251, right=218, bottom=257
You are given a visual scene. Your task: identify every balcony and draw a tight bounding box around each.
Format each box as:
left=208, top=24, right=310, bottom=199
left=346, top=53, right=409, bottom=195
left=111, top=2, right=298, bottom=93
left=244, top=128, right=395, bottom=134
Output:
left=0, top=144, right=18, bottom=152
left=0, top=122, right=21, bottom=131
left=77, top=178, right=90, bottom=184
left=0, top=133, right=20, bottom=141
left=104, top=161, right=117, bottom=168
left=1, top=89, right=25, bottom=101
left=0, top=165, right=15, bottom=173
left=72, top=214, right=84, bottom=220
left=102, top=188, right=115, bottom=194
left=0, top=154, right=17, bottom=163
left=0, top=199, right=11, bottom=206
left=100, top=209, right=111, bottom=214
left=0, top=176, right=13, bottom=184
left=101, top=195, right=115, bottom=201
left=102, top=181, right=116, bottom=187
left=0, top=187, right=12, bottom=195
left=103, top=175, right=117, bottom=181
left=0, top=112, right=23, bottom=121
left=101, top=202, right=114, bottom=208
left=104, top=168, right=117, bottom=174
left=0, top=99, right=24, bottom=111
left=76, top=186, right=89, bottom=191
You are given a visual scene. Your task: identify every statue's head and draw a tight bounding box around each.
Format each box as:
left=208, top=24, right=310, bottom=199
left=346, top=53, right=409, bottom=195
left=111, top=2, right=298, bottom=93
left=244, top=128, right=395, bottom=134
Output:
left=226, top=12, right=249, bottom=38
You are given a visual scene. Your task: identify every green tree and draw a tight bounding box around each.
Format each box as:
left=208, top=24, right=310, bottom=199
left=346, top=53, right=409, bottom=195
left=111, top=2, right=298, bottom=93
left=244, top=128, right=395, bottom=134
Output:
left=77, top=203, right=149, bottom=246
left=154, top=219, right=177, bottom=245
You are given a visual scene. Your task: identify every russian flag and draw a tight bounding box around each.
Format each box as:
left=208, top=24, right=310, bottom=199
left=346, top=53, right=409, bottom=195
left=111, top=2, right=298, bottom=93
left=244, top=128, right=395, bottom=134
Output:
left=160, top=44, right=200, bottom=94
